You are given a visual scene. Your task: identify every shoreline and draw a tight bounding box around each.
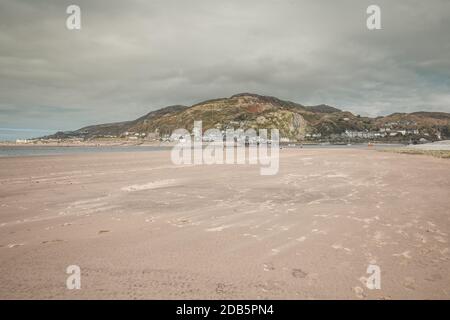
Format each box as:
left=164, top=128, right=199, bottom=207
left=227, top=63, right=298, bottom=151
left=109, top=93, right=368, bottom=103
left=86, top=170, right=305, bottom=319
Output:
left=0, top=140, right=408, bottom=148
left=0, top=142, right=407, bottom=158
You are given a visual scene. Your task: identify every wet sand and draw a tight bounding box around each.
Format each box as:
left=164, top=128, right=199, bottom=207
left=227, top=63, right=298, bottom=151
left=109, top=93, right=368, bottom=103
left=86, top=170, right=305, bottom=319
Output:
left=0, top=149, right=449, bottom=299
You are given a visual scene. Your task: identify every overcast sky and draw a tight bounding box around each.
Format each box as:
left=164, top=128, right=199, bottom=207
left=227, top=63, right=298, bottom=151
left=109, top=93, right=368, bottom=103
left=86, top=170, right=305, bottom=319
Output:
left=1, top=0, right=449, bottom=132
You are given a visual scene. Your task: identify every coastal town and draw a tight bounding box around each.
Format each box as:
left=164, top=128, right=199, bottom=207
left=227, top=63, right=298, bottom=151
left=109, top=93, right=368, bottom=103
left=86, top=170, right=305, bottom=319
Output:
left=12, top=123, right=444, bottom=146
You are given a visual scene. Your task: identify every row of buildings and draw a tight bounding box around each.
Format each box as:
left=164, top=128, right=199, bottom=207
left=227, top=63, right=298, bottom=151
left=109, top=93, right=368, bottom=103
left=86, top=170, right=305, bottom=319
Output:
left=343, top=129, right=420, bottom=139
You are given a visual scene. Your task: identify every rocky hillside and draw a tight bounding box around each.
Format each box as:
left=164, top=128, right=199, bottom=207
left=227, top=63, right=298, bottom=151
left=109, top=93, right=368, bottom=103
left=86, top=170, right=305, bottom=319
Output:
left=46, top=93, right=450, bottom=142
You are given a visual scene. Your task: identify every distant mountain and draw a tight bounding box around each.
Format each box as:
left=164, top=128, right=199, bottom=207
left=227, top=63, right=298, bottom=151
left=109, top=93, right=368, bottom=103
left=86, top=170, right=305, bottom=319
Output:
left=45, top=93, right=450, bottom=142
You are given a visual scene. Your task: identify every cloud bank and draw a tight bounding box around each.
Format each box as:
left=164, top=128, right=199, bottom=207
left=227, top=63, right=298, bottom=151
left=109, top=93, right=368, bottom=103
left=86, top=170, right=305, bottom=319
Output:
left=1, top=0, right=449, bottom=131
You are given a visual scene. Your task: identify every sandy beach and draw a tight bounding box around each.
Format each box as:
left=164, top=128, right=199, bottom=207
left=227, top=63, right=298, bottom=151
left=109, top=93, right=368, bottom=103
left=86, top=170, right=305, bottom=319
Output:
left=0, top=148, right=449, bottom=299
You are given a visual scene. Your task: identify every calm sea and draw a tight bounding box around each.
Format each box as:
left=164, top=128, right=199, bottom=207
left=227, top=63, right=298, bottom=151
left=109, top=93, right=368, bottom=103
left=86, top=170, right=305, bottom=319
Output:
left=0, top=144, right=403, bottom=157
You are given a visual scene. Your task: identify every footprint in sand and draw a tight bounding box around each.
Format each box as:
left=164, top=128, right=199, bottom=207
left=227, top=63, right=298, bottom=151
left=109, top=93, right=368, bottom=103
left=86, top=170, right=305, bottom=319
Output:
left=263, top=263, right=275, bottom=271
left=414, top=233, right=427, bottom=244
left=292, top=268, right=308, bottom=278
left=216, top=283, right=234, bottom=295
left=42, top=239, right=64, bottom=244
left=403, top=277, right=416, bottom=290
left=425, top=274, right=443, bottom=282
left=169, top=218, right=191, bottom=228
left=434, top=235, right=447, bottom=243
left=352, top=286, right=366, bottom=299
left=331, top=243, right=352, bottom=253
left=311, top=229, right=327, bottom=235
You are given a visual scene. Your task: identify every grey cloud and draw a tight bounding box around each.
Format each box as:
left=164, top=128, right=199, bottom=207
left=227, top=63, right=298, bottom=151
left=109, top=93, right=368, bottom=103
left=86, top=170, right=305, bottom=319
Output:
left=0, top=0, right=449, bottom=130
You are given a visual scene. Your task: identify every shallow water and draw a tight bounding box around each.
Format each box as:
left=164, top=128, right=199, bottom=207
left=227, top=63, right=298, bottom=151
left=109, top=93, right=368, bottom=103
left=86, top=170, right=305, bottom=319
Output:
left=0, top=143, right=404, bottom=157
left=0, top=145, right=172, bottom=157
